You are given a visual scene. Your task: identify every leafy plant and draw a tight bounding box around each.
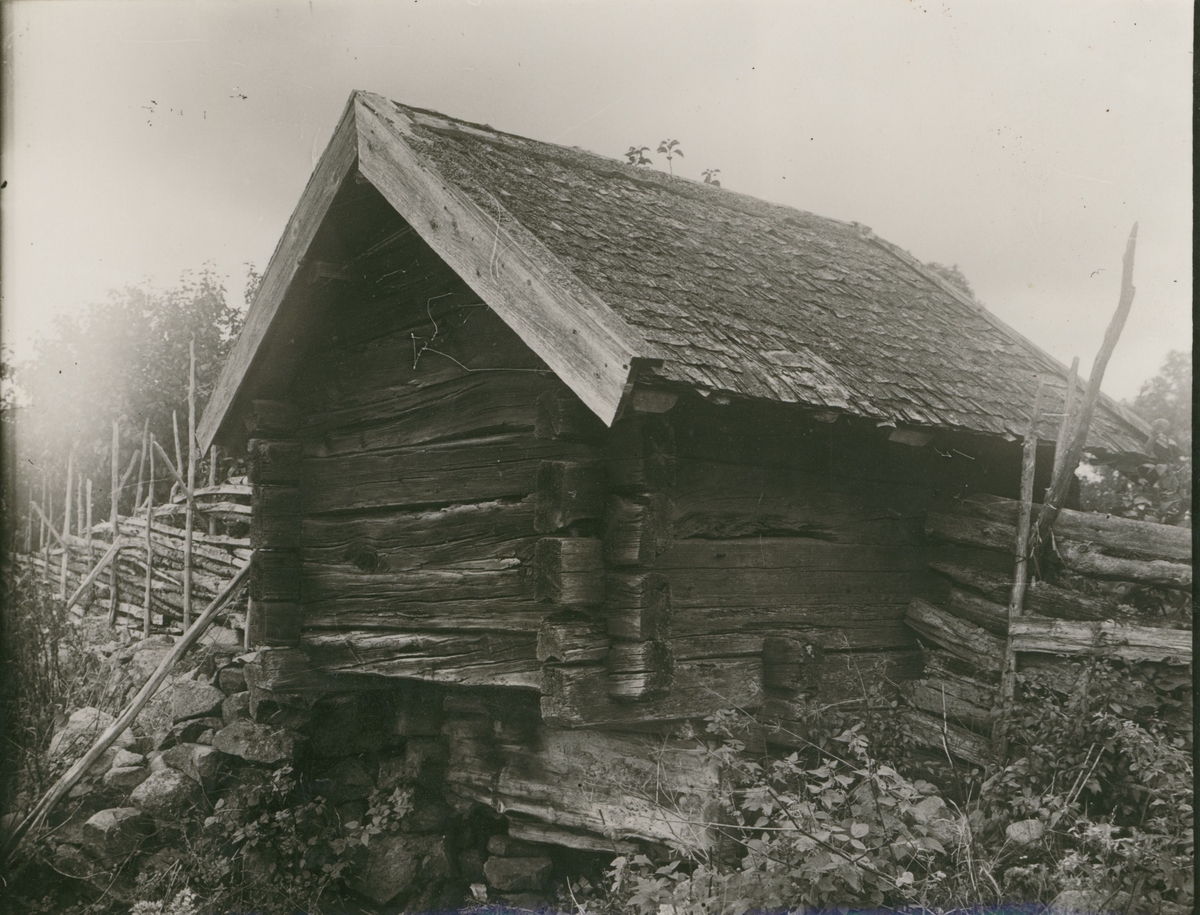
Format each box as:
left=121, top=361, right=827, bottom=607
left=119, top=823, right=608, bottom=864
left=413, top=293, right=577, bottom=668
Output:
left=701, top=168, right=721, bottom=187
left=657, top=139, right=684, bottom=176
left=624, top=146, right=653, bottom=167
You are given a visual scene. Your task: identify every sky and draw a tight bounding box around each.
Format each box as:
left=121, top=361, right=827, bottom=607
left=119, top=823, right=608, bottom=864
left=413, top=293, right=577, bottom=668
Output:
left=1, top=0, right=1192, bottom=401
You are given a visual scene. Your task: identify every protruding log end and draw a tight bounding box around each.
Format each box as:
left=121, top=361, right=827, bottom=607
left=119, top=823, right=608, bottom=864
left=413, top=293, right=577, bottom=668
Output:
left=532, top=538, right=605, bottom=607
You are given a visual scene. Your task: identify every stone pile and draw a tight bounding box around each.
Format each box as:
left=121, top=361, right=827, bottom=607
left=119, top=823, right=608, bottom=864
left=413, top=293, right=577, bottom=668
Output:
left=35, top=638, right=582, bottom=911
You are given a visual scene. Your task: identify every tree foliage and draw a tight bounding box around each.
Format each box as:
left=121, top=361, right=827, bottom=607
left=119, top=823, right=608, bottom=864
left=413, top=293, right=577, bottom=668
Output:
left=1080, top=350, right=1191, bottom=527
left=4, top=268, right=245, bottom=526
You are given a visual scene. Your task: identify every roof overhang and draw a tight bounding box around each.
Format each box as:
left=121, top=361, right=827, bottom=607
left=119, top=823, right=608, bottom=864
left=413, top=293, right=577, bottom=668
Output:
left=198, top=90, right=659, bottom=453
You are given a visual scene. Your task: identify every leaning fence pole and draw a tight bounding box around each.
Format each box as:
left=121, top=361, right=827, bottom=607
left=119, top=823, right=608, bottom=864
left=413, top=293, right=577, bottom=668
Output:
left=994, top=380, right=1046, bottom=759
left=1, top=559, right=253, bottom=865
left=60, top=451, right=74, bottom=599
left=144, top=438, right=155, bottom=639
left=84, top=479, right=94, bottom=606
left=1033, top=224, right=1138, bottom=559
left=184, top=338, right=197, bottom=629
left=42, top=481, right=51, bottom=583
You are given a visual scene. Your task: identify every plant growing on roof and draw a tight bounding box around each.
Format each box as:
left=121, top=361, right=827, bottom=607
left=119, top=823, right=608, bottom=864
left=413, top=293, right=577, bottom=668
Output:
left=624, top=146, right=653, bottom=167
left=701, top=168, right=721, bottom=187
left=657, top=139, right=683, bottom=176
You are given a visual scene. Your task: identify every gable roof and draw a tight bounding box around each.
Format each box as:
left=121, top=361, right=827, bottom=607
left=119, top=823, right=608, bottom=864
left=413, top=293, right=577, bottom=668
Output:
left=198, top=90, right=1149, bottom=454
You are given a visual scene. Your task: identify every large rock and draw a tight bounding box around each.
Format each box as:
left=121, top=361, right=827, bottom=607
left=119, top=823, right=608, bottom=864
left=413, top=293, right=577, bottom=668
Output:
left=222, top=691, right=251, bottom=724
left=130, top=768, right=202, bottom=818
left=212, top=719, right=295, bottom=765
left=349, top=833, right=451, bottom=906
left=377, top=739, right=447, bottom=791
left=157, top=717, right=225, bottom=750
left=170, top=681, right=226, bottom=722
left=80, top=807, right=151, bottom=860
left=322, top=758, right=375, bottom=803
left=127, top=643, right=172, bottom=680
left=484, top=855, right=553, bottom=892
left=217, top=666, right=247, bottom=694
left=49, top=707, right=135, bottom=761
left=1005, top=818, right=1046, bottom=845
left=162, top=743, right=221, bottom=787
left=103, top=765, right=150, bottom=793
left=111, top=748, right=145, bottom=769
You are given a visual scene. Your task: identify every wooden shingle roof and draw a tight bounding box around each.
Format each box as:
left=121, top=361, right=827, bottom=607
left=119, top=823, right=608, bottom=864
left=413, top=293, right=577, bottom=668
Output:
left=199, top=91, right=1148, bottom=453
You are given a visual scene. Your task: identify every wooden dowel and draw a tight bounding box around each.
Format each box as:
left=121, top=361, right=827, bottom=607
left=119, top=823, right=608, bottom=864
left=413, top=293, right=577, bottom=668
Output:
left=184, top=338, right=197, bottom=629
left=995, top=381, right=1046, bottom=759
left=109, top=420, right=121, bottom=625
left=1034, top=224, right=1138, bottom=558
left=172, top=410, right=183, bottom=503
left=207, top=446, right=217, bottom=536
left=60, top=452, right=74, bottom=598
left=144, top=438, right=155, bottom=638
left=85, top=478, right=94, bottom=569
left=135, top=418, right=149, bottom=514
left=1, top=559, right=252, bottom=865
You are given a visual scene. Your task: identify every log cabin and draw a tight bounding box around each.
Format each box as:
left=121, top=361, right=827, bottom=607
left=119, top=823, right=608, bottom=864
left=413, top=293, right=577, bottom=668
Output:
left=196, top=91, right=1150, bottom=853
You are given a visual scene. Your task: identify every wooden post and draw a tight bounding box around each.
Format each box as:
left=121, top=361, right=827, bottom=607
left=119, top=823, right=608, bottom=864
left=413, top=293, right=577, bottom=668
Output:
left=183, top=338, right=196, bottom=629
left=207, top=445, right=218, bottom=536
left=24, top=484, right=32, bottom=554
left=60, top=452, right=74, bottom=599
left=84, top=480, right=94, bottom=607
left=144, top=437, right=154, bottom=638
left=1033, top=224, right=1138, bottom=558
left=41, top=478, right=50, bottom=583
left=994, top=380, right=1045, bottom=759
left=172, top=410, right=183, bottom=503
left=109, top=420, right=121, bottom=625
left=135, top=419, right=149, bottom=514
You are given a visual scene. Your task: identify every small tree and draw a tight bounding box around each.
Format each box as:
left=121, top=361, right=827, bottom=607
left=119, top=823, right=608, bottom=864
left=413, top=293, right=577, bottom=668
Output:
left=656, top=139, right=683, bottom=176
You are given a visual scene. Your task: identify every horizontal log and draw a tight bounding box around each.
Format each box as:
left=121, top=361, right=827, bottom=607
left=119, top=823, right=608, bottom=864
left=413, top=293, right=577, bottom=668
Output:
left=541, top=658, right=764, bottom=728
left=505, top=819, right=639, bottom=856
left=447, top=724, right=720, bottom=852
left=604, top=494, right=674, bottom=567
left=302, top=498, right=537, bottom=566
left=304, top=372, right=552, bottom=455
left=103, top=516, right=250, bottom=557
left=536, top=389, right=606, bottom=443
left=945, top=587, right=1008, bottom=636
left=954, top=493, right=1191, bottom=563
left=924, top=511, right=1012, bottom=554
left=905, top=599, right=1004, bottom=673
left=607, top=640, right=674, bottom=678
left=302, top=434, right=594, bottom=514
left=670, top=460, right=930, bottom=543
left=1009, top=618, right=1191, bottom=664
left=536, top=618, right=609, bottom=664
left=605, top=572, right=672, bottom=642
left=651, top=538, right=927, bottom=573
left=669, top=633, right=766, bottom=661
left=534, top=461, right=606, bottom=532
left=302, top=563, right=526, bottom=605
left=898, top=707, right=992, bottom=766
left=1059, top=543, right=1191, bottom=590
left=245, top=399, right=300, bottom=437
left=903, top=674, right=995, bottom=733
left=670, top=605, right=915, bottom=651
left=247, top=439, right=302, bottom=485
left=930, top=561, right=1110, bottom=621
left=302, top=631, right=542, bottom=690
left=533, top=538, right=604, bottom=608
left=301, top=600, right=550, bottom=633
left=762, top=636, right=823, bottom=693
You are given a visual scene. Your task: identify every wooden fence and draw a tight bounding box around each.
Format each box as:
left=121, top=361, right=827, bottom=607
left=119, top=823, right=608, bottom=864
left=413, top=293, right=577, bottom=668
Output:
left=899, top=492, right=1192, bottom=765
left=15, top=481, right=251, bottom=637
